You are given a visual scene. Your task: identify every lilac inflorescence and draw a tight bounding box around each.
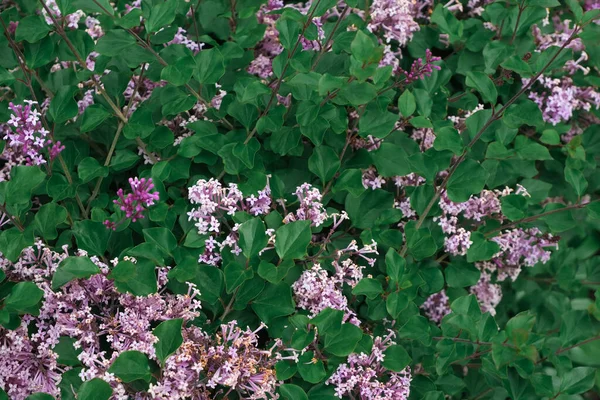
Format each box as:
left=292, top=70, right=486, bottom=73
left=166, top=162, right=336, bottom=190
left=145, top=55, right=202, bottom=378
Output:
left=327, top=331, right=412, bottom=399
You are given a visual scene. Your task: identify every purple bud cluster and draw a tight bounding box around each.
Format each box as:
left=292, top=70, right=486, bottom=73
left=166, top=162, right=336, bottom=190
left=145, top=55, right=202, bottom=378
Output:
left=399, top=49, right=442, bottom=83
left=104, top=177, right=160, bottom=230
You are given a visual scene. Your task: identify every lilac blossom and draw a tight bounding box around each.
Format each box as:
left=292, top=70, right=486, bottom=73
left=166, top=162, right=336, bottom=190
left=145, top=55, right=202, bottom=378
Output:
left=399, top=49, right=441, bottom=83
left=1, top=101, right=63, bottom=172
left=327, top=331, right=412, bottom=399
left=362, top=166, right=386, bottom=190
left=105, top=177, right=160, bottom=229
left=167, top=27, right=204, bottom=53
left=292, top=263, right=361, bottom=325
left=526, top=76, right=600, bottom=126
left=187, top=178, right=271, bottom=265
left=367, top=0, right=420, bottom=45
left=248, top=54, right=273, bottom=79
left=283, top=183, right=329, bottom=227
left=470, top=269, right=502, bottom=315
left=421, top=290, right=451, bottom=324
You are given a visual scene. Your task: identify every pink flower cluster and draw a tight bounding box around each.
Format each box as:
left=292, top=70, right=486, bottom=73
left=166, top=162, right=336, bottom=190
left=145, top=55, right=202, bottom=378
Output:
left=327, top=331, right=412, bottom=399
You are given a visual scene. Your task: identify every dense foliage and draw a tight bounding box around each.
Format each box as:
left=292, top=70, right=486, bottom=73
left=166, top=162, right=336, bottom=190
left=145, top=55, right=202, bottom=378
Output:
left=1, top=0, right=600, bottom=399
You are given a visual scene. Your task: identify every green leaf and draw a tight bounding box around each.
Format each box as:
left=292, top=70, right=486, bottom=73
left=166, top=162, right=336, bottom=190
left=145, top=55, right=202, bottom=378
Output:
left=382, top=345, right=411, bottom=371
left=145, top=0, right=178, bottom=32
left=107, top=351, right=152, bottom=383
left=143, top=227, right=177, bottom=256
left=251, top=283, right=295, bottom=324
left=276, top=18, right=300, bottom=50
left=503, top=100, right=544, bottom=130
left=467, top=232, right=500, bottom=262
left=257, top=260, right=294, bottom=283
left=297, top=351, right=327, bottom=383
left=95, top=30, right=136, bottom=57
left=190, top=265, right=223, bottom=304
left=324, top=323, right=363, bottom=356
left=371, top=143, right=411, bottom=176
left=5, top=165, right=46, bottom=206
left=238, top=218, right=268, bottom=258
left=345, top=189, right=395, bottom=229
left=501, top=194, right=528, bottom=221
left=352, top=278, right=383, bottom=299
left=434, top=126, right=463, bottom=155
left=15, top=16, right=51, bottom=43
left=445, top=261, right=481, bottom=288
left=446, top=159, right=489, bottom=203
left=153, top=319, right=184, bottom=365
left=4, top=282, right=43, bottom=313
left=466, top=71, right=497, bottom=105
left=80, top=105, right=111, bottom=133
left=161, top=55, right=195, bottom=86
left=77, top=378, right=113, bottom=400
left=72, top=0, right=115, bottom=15
left=351, top=31, right=377, bottom=63
left=311, top=308, right=344, bottom=336
left=275, top=220, right=312, bottom=260
left=405, top=221, right=438, bottom=260
left=560, top=367, right=596, bottom=395
left=54, top=337, right=82, bottom=366
left=194, top=48, right=225, bottom=84
left=24, top=394, right=54, bottom=400
left=34, top=203, right=68, bottom=240
left=224, top=261, right=254, bottom=293
left=52, top=256, right=101, bottom=290
left=73, top=220, right=109, bottom=256
left=565, top=0, right=584, bottom=21
left=358, top=105, right=397, bottom=138
left=398, top=90, right=417, bottom=118
left=48, top=87, right=78, bottom=124
left=308, top=146, right=340, bottom=183
left=565, top=167, right=587, bottom=197
left=78, top=157, right=109, bottom=184
left=108, top=259, right=158, bottom=296
left=332, top=169, right=365, bottom=197
left=279, top=384, right=308, bottom=400
left=541, top=203, right=577, bottom=232
left=386, top=290, right=410, bottom=318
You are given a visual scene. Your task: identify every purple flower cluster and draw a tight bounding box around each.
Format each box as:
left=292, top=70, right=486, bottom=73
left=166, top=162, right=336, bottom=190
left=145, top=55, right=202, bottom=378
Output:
left=367, top=0, right=420, bottom=45
left=421, top=290, right=451, bottom=324
left=526, top=76, right=600, bottom=126
left=105, top=177, right=160, bottom=229
left=187, top=178, right=271, bottom=265
left=0, top=242, right=284, bottom=400
left=292, top=263, right=361, bottom=325
left=2, top=101, right=59, bottom=170
left=470, top=269, right=503, bottom=315
left=283, top=183, right=329, bottom=227
left=327, top=331, right=412, bottom=399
